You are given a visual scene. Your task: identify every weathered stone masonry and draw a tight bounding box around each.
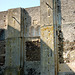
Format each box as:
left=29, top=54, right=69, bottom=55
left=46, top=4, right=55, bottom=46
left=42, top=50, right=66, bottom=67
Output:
left=0, top=0, right=75, bottom=75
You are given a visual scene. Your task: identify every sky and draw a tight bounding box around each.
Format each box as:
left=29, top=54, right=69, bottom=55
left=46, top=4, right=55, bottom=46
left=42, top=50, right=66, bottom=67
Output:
left=0, top=0, right=40, bottom=12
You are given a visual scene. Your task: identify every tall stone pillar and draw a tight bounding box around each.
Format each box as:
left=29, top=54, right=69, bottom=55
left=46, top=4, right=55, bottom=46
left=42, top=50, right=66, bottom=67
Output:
left=5, top=8, right=25, bottom=75
left=40, top=0, right=55, bottom=75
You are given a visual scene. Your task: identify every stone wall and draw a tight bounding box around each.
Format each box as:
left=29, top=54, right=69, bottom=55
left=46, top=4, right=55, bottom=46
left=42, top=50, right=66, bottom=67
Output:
left=0, top=7, right=41, bottom=75
left=62, top=24, right=75, bottom=63
left=0, top=28, right=6, bottom=75
left=58, top=0, right=75, bottom=74
left=60, top=0, right=75, bottom=63
left=0, top=1, right=75, bottom=74
left=40, top=0, right=55, bottom=75
left=24, top=7, right=41, bottom=75
left=24, top=37, right=41, bottom=75
left=61, top=0, right=75, bottom=24
left=25, top=61, right=41, bottom=75
left=0, top=40, right=6, bottom=75
left=0, top=11, right=7, bottom=29
left=25, top=6, right=40, bottom=37
left=0, top=11, right=7, bottom=72
left=24, top=39, right=41, bottom=75
left=0, top=40, right=5, bottom=66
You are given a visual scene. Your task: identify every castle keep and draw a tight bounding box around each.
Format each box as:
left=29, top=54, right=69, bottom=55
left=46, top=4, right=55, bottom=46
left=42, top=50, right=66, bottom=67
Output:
left=0, top=0, right=75, bottom=75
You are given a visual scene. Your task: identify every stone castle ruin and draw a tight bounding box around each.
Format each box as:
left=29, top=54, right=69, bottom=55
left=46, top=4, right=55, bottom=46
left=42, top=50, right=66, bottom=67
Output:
left=0, top=0, right=75, bottom=75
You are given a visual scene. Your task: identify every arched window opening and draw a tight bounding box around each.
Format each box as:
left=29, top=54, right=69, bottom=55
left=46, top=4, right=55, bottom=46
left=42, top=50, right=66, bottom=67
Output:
left=36, top=26, right=40, bottom=36
left=48, top=7, right=50, bottom=17
left=31, top=26, right=35, bottom=36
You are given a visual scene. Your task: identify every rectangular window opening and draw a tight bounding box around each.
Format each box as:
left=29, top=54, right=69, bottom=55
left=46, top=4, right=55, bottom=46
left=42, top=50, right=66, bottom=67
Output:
left=26, top=41, right=40, bottom=61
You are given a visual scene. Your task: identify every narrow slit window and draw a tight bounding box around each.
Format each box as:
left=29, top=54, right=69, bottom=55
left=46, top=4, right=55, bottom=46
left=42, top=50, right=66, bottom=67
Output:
left=31, top=26, right=35, bottom=36
left=48, top=8, right=50, bottom=17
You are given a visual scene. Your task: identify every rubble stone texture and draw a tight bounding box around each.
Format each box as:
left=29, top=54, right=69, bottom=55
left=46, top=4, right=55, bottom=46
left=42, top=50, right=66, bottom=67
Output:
left=0, top=0, right=75, bottom=75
